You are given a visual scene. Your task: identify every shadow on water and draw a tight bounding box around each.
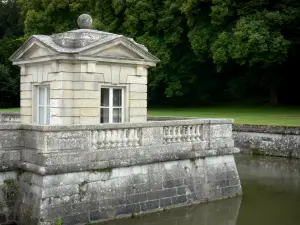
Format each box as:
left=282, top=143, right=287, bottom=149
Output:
left=102, top=155, right=300, bottom=225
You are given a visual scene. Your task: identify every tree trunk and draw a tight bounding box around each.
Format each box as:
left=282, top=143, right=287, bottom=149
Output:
left=269, top=87, right=278, bottom=105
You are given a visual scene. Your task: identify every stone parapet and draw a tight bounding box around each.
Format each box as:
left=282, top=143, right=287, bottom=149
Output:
left=233, top=124, right=300, bottom=135
left=233, top=124, right=300, bottom=158
left=0, top=118, right=236, bottom=175
left=0, top=118, right=241, bottom=225
left=0, top=113, right=21, bottom=124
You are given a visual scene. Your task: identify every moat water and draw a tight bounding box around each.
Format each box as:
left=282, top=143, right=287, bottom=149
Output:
left=102, top=155, right=300, bottom=225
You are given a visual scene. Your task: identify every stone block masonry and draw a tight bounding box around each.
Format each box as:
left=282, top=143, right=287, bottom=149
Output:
left=233, top=124, right=300, bottom=158
left=0, top=118, right=241, bottom=225
left=0, top=113, right=20, bottom=124
left=0, top=171, right=19, bottom=224
left=16, top=61, right=151, bottom=125
left=36, top=156, right=240, bottom=225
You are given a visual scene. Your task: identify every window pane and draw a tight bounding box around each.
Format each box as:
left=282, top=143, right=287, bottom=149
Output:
left=47, top=87, right=50, bottom=105
left=46, top=106, right=50, bottom=124
left=113, top=108, right=122, bottom=123
left=113, top=89, right=122, bottom=107
left=101, top=88, right=109, bottom=106
left=39, top=87, right=45, bottom=105
left=101, top=108, right=109, bottom=123
left=39, top=106, right=45, bottom=124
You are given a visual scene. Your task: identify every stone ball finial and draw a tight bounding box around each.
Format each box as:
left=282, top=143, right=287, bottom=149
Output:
left=77, top=14, right=93, bottom=29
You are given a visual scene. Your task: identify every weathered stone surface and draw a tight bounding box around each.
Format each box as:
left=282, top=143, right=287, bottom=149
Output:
left=0, top=171, right=19, bottom=224
left=0, top=116, right=240, bottom=224
left=233, top=124, right=300, bottom=158
left=15, top=156, right=240, bottom=225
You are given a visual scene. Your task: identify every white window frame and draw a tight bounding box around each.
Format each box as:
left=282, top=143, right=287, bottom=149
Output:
left=36, top=85, right=50, bottom=125
left=100, top=87, right=125, bottom=123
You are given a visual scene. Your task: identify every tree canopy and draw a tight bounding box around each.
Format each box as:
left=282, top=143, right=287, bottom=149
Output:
left=1, top=0, right=300, bottom=107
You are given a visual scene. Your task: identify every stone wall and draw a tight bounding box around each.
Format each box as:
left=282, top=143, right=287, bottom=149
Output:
left=233, top=124, right=300, bottom=158
left=0, top=113, right=20, bottom=124
left=0, top=124, right=22, bottom=224
left=0, top=171, right=19, bottom=224
left=22, top=156, right=240, bottom=225
left=0, top=118, right=241, bottom=224
left=19, top=62, right=148, bottom=125
left=20, top=63, right=52, bottom=124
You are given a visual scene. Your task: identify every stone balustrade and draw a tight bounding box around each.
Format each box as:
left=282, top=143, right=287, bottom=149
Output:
left=0, top=112, right=20, bottom=124
left=163, top=125, right=203, bottom=143
left=91, top=128, right=141, bottom=149
left=1, top=118, right=236, bottom=176
left=0, top=117, right=240, bottom=225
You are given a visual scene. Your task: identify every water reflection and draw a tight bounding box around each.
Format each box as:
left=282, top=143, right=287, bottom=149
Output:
left=102, top=155, right=300, bottom=225
left=236, top=155, right=300, bottom=225
left=104, top=197, right=242, bottom=225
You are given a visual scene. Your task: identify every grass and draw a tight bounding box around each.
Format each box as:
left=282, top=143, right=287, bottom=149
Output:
left=0, top=108, right=20, bottom=112
left=1, top=105, right=300, bottom=126
left=148, top=105, right=300, bottom=126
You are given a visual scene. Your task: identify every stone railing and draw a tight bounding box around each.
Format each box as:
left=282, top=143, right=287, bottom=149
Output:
left=0, top=117, right=239, bottom=225
left=1, top=118, right=237, bottom=175
left=0, top=112, right=20, bottom=123
left=233, top=124, right=300, bottom=158
left=163, top=125, right=203, bottom=144
left=91, top=128, right=141, bottom=149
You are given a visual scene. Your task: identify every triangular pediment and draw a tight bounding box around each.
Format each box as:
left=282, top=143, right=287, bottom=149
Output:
left=10, top=36, right=57, bottom=62
left=91, top=44, right=143, bottom=59
left=20, top=43, right=55, bottom=59
left=80, top=37, right=160, bottom=62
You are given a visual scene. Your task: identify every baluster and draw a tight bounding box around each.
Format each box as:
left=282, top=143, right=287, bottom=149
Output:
left=91, top=131, right=98, bottom=149
left=166, top=127, right=171, bottom=144
left=186, top=126, right=191, bottom=142
left=172, top=126, right=177, bottom=143
left=104, top=130, right=111, bottom=148
left=163, top=127, right=168, bottom=144
left=196, top=125, right=201, bottom=141
left=99, top=130, right=105, bottom=148
left=177, top=126, right=182, bottom=142
left=111, top=130, right=117, bottom=147
left=127, top=129, right=134, bottom=147
left=122, top=129, right=128, bottom=147
left=116, top=130, right=122, bottom=147
left=191, top=126, right=196, bottom=141
left=168, top=126, right=172, bottom=143
left=133, top=129, right=140, bottom=146
left=181, top=127, right=186, bottom=142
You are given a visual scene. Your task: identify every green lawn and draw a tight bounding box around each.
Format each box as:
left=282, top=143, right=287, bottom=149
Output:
left=148, top=105, right=300, bottom=126
left=1, top=106, right=300, bottom=126
left=0, top=108, right=20, bottom=112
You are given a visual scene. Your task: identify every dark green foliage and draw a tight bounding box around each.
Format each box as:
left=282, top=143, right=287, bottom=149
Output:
left=0, top=0, right=24, bottom=107
left=1, top=0, right=300, bottom=107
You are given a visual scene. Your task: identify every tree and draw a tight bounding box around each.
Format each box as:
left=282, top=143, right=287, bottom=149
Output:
left=16, top=0, right=300, bottom=106
left=0, top=0, right=24, bottom=107
left=182, top=0, right=300, bottom=105
left=18, top=0, right=90, bottom=35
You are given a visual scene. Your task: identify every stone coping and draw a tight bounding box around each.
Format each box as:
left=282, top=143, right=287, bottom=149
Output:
left=0, top=117, right=233, bottom=131
left=233, top=124, right=300, bottom=135
left=0, top=112, right=20, bottom=116
left=0, top=112, right=20, bottom=123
